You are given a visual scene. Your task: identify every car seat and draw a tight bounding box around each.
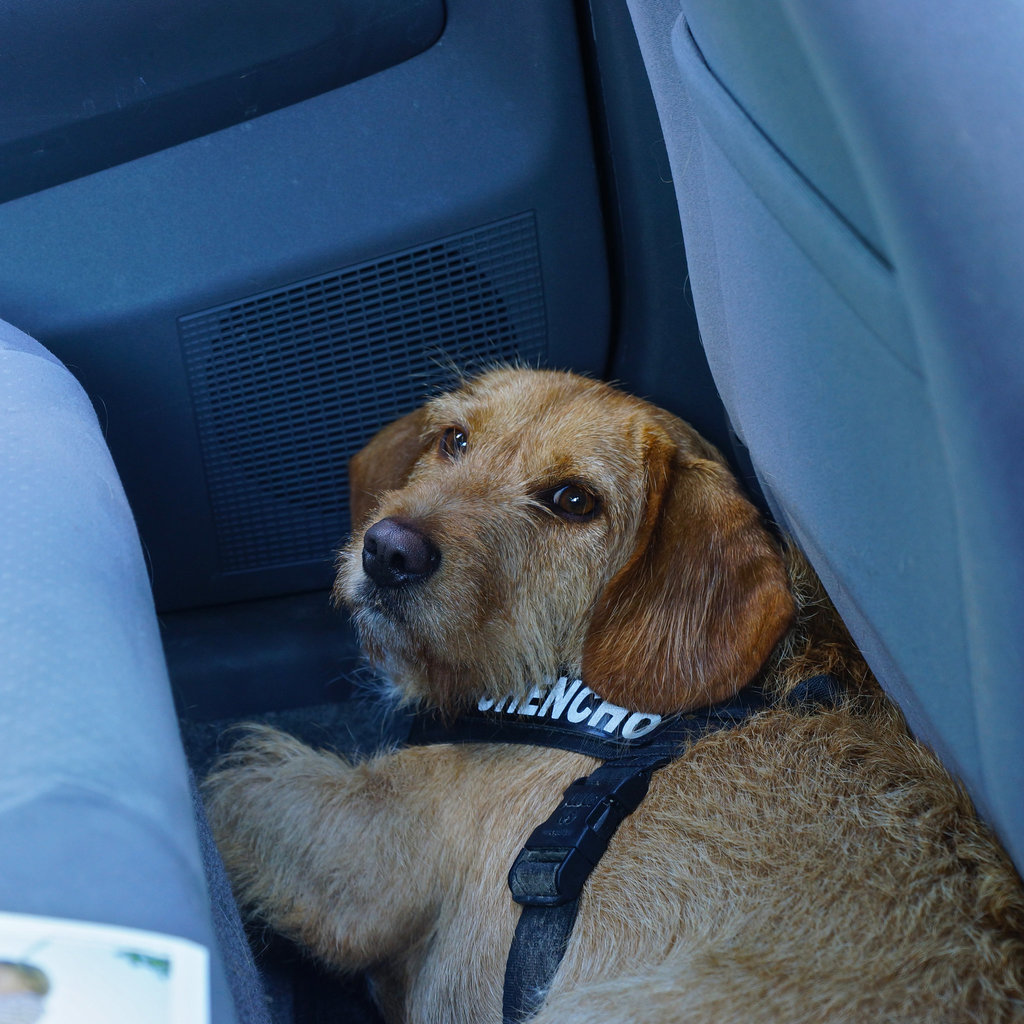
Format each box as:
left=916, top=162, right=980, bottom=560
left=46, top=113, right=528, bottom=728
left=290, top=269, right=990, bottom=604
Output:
left=625, top=0, right=1024, bottom=872
left=0, top=319, right=270, bottom=1023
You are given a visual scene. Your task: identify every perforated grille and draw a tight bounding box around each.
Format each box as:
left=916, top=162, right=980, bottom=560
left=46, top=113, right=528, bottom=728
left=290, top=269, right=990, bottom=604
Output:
left=179, top=213, right=547, bottom=576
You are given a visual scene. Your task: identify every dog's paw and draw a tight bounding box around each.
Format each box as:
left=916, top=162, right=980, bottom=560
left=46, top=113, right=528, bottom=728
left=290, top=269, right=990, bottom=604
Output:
left=201, top=725, right=352, bottom=925
left=209, top=723, right=314, bottom=779
left=203, top=725, right=325, bottom=820
left=201, top=726, right=324, bottom=873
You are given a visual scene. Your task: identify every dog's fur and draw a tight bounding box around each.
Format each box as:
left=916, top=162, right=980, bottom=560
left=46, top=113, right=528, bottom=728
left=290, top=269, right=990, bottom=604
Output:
left=205, top=368, right=1024, bottom=1023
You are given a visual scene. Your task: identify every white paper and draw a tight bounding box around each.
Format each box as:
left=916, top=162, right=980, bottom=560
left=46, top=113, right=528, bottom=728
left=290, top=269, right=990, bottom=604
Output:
left=0, top=911, right=208, bottom=1024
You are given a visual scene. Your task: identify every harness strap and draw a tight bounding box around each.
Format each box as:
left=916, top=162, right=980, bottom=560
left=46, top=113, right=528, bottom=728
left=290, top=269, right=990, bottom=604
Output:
left=502, top=755, right=668, bottom=1024
left=507, top=754, right=669, bottom=909
left=503, top=903, right=579, bottom=1024
left=406, top=677, right=774, bottom=759
left=403, top=674, right=844, bottom=1024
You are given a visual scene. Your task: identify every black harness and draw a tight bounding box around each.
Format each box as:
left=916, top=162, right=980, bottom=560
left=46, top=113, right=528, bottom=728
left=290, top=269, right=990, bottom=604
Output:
left=405, top=674, right=842, bottom=1024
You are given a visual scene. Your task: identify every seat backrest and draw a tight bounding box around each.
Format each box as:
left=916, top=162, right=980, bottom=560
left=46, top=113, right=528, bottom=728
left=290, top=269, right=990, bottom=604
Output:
left=626, top=0, right=1024, bottom=871
left=0, top=320, right=265, bottom=1022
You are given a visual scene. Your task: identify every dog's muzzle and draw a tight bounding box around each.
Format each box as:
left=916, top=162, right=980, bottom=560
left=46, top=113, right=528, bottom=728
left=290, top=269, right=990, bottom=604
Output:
left=361, top=517, right=441, bottom=589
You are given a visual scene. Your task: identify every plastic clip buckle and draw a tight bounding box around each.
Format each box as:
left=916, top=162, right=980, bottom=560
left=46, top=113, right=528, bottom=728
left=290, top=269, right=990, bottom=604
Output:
left=507, top=764, right=654, bottom=907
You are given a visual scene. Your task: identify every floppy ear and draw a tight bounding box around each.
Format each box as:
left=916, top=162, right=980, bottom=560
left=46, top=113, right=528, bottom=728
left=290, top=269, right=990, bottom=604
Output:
left=348, top=407, right=429, bottom=529
left=582, top=432, right=794, bottom=714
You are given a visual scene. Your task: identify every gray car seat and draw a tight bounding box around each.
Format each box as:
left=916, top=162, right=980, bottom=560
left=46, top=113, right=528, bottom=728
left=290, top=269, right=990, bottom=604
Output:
left=625, top=0, right=1024, bottom=872
left=0, top=319, right=270, bottom=1023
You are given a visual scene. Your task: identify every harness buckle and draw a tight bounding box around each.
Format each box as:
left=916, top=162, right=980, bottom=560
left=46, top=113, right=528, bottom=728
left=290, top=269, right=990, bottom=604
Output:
left=507, top=762, right=656, bottom=907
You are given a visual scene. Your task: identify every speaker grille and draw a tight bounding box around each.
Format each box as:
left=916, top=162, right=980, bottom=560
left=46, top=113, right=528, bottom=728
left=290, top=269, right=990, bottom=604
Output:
left=179, top=213, right=547, bottom=576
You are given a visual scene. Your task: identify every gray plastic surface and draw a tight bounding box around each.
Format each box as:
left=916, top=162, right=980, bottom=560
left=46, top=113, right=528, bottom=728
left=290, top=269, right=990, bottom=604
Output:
left=0, top=0, right=609, bottom=612
left=579, top=0, right=731, bottom=459
left=0, top=0, right=445, bottom=202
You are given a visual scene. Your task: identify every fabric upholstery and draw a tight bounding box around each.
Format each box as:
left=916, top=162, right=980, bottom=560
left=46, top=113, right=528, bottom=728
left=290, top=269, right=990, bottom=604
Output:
left=625, top=0, right=1024, bottom=872
left=0, top=319, right=256, bottom=1022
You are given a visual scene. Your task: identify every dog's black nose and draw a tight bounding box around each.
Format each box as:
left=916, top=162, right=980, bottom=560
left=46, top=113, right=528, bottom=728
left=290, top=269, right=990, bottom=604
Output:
left=362, top=517, right=441, bottom=588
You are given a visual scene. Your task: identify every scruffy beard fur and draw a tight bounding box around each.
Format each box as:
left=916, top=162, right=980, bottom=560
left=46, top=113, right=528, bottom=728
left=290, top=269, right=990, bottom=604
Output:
left=331, top=380, right=634, bottom=708
left=333, top=367, right=794, bottom=715
left=333, top=373, right=649, bottom=708
left=206, top=368, right=1024, bottom=1024
left=334, top=472, right=634, bottom=709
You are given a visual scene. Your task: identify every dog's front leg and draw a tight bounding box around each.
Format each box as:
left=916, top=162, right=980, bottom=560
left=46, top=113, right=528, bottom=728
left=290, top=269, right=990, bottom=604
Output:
left=203, top=725, right=451, bottom=970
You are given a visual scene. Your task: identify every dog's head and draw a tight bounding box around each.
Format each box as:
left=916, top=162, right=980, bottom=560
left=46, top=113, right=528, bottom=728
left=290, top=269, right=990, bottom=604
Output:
left=335, top=368, right=794, bottom=714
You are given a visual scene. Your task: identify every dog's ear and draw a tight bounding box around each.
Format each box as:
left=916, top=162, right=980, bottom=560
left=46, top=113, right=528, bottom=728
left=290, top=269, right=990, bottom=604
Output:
left=348, top=407, right=429, bottom=528
left=582, top=429, right=794, bottom=714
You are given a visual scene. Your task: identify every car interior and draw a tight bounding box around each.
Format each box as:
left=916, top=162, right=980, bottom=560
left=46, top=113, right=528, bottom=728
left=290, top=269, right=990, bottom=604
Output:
left=1, top=1, right=1021, bottom=1022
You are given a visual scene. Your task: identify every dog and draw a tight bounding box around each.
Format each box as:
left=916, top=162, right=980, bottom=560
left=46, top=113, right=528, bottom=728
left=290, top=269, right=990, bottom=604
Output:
left=205, top=367, right=1024, bottom=1023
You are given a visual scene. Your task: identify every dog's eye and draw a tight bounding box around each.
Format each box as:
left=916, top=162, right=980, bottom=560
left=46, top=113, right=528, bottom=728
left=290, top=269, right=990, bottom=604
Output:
left=543, top=483, right=599, bottom=521
left=439, top=426, right=469, bottom=460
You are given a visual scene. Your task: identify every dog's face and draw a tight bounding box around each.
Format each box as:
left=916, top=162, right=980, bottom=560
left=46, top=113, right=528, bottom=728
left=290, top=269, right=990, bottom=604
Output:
left=335, top=368, right=794, bottom=714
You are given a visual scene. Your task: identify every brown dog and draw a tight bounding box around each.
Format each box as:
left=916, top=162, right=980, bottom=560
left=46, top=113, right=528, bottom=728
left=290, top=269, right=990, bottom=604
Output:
left=205, top=368, right=1024, bottom=1023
